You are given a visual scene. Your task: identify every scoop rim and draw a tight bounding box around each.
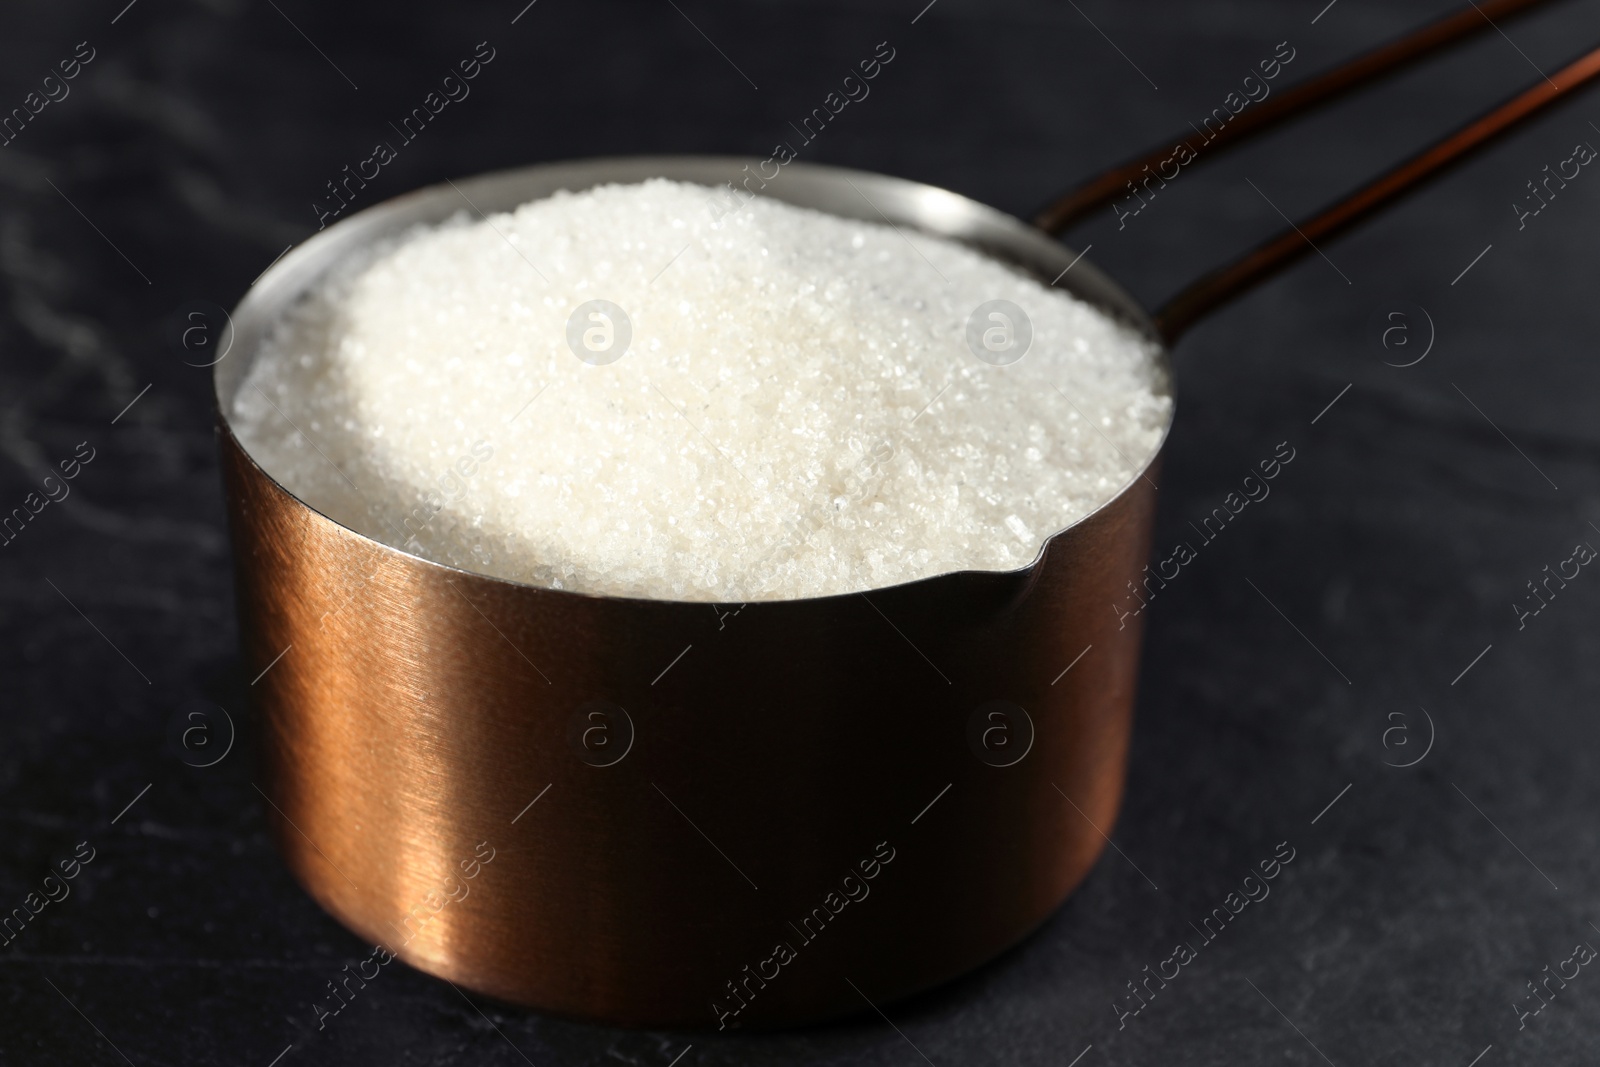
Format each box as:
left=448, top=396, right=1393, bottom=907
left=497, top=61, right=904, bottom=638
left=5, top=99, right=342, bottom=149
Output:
left=215, top=154, right=1175, bottom=607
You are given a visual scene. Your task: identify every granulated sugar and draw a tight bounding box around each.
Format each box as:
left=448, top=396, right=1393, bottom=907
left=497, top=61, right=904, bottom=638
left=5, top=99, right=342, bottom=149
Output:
left=232, top=179, right=1170, bottom=601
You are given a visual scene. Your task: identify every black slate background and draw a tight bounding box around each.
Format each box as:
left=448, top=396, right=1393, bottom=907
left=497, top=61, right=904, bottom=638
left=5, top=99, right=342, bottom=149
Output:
left=3, top=0, right=1600, bottom=1063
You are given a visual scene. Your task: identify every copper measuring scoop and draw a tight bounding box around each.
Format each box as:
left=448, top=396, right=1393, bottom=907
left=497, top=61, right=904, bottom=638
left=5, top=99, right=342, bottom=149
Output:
left=219, top=1, right=1596, bottom=1027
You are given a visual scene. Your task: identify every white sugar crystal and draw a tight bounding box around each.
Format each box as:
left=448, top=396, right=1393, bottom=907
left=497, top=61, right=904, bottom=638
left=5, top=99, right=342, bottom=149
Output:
left=232, top=179, right=1170, bottom=601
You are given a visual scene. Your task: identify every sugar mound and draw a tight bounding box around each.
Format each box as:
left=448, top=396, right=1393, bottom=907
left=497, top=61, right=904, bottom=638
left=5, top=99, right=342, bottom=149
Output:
left=232, top=179, right=1170, bottom=601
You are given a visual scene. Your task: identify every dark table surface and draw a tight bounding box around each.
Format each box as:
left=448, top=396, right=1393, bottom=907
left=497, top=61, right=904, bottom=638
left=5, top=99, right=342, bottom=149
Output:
left=4, top=0, right=1600, bottom=1063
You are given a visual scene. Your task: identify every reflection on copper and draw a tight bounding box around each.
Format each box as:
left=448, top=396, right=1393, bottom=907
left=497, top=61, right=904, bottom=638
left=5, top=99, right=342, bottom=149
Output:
left=224, top=420, right=1157, bottom=1025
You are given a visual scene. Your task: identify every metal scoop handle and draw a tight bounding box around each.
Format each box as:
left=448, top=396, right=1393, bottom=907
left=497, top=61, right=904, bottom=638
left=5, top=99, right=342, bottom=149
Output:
left=1033, top=0, right=1564, bottom=235
left=1154, top=41, right=1600, bottom=341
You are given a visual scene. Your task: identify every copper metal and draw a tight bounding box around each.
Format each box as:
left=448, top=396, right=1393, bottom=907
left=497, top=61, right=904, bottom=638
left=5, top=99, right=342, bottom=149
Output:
left=220, top=159, right=1166, bottom=1028
left=1155, top=40, right=1600, bottom=341
left=220, top=40, right=1600, bottom=1025
left=1033, top=0, right=1564, bottom=236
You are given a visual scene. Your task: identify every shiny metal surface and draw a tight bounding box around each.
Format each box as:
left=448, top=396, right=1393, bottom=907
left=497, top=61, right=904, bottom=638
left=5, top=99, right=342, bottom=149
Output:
left=218, top=157, right=1169, bottom=1027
